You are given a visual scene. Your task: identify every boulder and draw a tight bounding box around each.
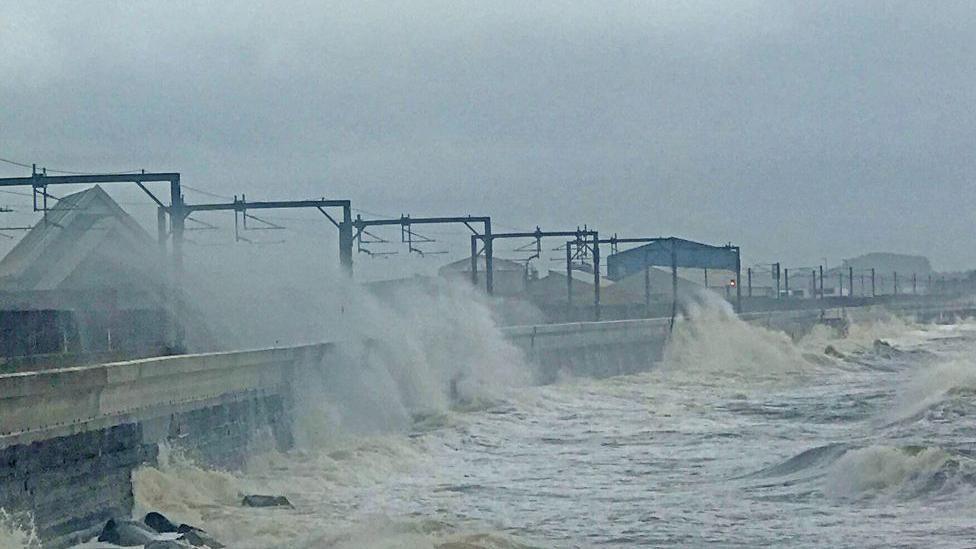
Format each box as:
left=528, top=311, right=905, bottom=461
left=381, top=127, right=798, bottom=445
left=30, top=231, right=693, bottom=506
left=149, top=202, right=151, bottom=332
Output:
left=241, top=494, right=293, bottom=508
left=97, top=518, right=159, bottom=546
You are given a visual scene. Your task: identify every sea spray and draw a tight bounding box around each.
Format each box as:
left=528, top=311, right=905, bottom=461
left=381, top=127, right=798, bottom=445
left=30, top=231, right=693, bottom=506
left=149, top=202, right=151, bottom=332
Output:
left=661, top=291, right=813, bottom=381
left=291, top=277, right=529, bottom=446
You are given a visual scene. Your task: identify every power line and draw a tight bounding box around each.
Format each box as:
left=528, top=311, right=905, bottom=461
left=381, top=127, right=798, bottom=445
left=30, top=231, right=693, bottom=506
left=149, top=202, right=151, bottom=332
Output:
left=182, top=184, right=233, bottom=200
left=0, top=189, right=33, bottom=198
left=0, top=157, right=33, bottom=169
left=0, top=155, right=142, bottom=175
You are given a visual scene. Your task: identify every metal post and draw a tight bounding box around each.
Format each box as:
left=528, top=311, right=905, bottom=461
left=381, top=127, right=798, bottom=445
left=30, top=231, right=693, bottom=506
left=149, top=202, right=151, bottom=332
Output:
left=566, top=244, right=573, bottom=314
left=735, top=248, right=742, bottom=313
left=670, top=239, right=678, bottom=326
left=469, top=235, right=479, bottom=287
left=849, top=267, right=853, bottom=298
left=838, top=271, right=843, bottom=298
left=704, top=267, right=708, bottom=288
left=485, top=221, right=494, bottom=295
left=169, top=176, right=184, bottom=350
left=784, top=268, right=789, bottom=298
left=913, top=273, right=917, bottom=294
left=893, top=272, right=898, bottom=295
left=747, top=267, right=752, bottom=297
left=593, top=232, right=600, bottom=321
left=871, top=268, right=876, bottom=297
left=812, top=270, right=817, bottom=300
left=819, top=265, right=824, bottom=300
left=156, top=206, right=168, bottom=258
left=339, top=203, right=354, bottom=276
left=644, top=249, right=651, bottom=316
left=774, top=262, right=781, bottom=299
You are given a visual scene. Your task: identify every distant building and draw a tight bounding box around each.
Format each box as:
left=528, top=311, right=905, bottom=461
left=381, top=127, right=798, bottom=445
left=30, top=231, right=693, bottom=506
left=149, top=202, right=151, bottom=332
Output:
left=527, top=269, right=613, bottom=306
left=601, top=267, right=705, bottom=305
left=832, top=252, right=933, bottom=295
left=438, top=256, right=527, bottom=296
left=0, top=186, right=202, bottom=366
left=841, top=252, right=932, bottom=275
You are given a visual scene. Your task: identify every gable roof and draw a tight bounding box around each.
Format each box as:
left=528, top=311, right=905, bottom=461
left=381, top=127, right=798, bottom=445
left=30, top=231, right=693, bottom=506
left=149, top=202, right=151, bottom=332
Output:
left=0, top=186, right=160, bottom=292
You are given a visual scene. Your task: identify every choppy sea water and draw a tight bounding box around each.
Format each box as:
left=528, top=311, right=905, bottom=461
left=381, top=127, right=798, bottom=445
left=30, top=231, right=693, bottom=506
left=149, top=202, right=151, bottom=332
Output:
left=24, top=305, right=976, bottom=548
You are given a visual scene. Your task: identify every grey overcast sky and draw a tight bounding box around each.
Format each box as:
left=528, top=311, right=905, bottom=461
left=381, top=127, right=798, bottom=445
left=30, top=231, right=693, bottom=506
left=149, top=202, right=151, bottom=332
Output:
left=1, top=1, right=974, bottom=271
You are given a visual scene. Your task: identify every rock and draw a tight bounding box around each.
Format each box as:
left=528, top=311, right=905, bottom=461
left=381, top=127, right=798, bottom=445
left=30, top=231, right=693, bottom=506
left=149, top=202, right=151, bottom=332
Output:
left=98, top=518, right=160, bottom=546
left=873, top=339, right=901, bottom=357
left=824, top=345, right=845, bottom=359
left=178, top=525, right=225, bottom=548
left=144, top=512, right=179, bottom=533
left=145, top=541, right=194, bottom=549
left=241, top=494, right=293, bottom=508
left=143, top=512, right=224, bottom=548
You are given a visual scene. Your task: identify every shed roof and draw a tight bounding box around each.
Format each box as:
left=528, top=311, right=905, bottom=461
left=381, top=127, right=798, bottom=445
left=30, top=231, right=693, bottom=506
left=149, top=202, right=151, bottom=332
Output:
left=606, top=237, right=739, bottom=281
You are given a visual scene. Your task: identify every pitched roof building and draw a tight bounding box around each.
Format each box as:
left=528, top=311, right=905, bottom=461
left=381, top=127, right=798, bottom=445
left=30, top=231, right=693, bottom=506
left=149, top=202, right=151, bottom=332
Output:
left=0, top=186, right=203, bottom=366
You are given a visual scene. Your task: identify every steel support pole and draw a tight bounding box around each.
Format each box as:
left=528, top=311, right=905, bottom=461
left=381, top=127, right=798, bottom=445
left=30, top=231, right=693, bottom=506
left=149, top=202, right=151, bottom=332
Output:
left=169, top=176, right=185, bottom=350
left=849, top=267, right=854, bottom=298
left=774, top=263, right=780, bottom=299
left=871, top=268, right=876, bottom=297
left=670, top=239, right=678, bottom=324
left=485, top=221, right=494, bottom=295
left=747, top=267, right=752, bottom=297
left=156, top=206, right=168, bottom=258
left=339, top=204, right=354, bottom=276
left=735, top=248, right=742, bottom=313
left=819, top=265, right=824, bottom=300
left=593, top=232, right=600, bottom=321
left=784, top=268, right=789, bottom=298
left=566, top=244, right=573, bottom=314
left=913, top=273, right=917, bottom=294
left=470, top=235, right=479, bottom=287
left=644, top=249, right=651, bottom=316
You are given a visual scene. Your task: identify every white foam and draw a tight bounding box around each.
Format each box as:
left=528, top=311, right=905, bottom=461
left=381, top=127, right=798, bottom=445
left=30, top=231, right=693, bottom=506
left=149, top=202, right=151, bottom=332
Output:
left=0, top=509, right=39, bottom=549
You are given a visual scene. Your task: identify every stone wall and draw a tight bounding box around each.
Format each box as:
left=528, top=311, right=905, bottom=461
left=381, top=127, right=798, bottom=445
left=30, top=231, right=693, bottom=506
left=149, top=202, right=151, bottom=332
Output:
left=0, top=392, right=291, bottom=548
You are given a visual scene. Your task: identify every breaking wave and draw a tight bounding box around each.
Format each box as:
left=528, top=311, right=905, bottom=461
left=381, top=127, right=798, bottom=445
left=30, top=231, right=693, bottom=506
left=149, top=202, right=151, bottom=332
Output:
left=661, top=292, right=816, bottom=381
left=887, top=358, right=976, bottom=424
left=292, top=279, right=530, bottom=446
left=823, top=445, right=976, bottom=500
left=750, top=442, right=976, bottom=502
